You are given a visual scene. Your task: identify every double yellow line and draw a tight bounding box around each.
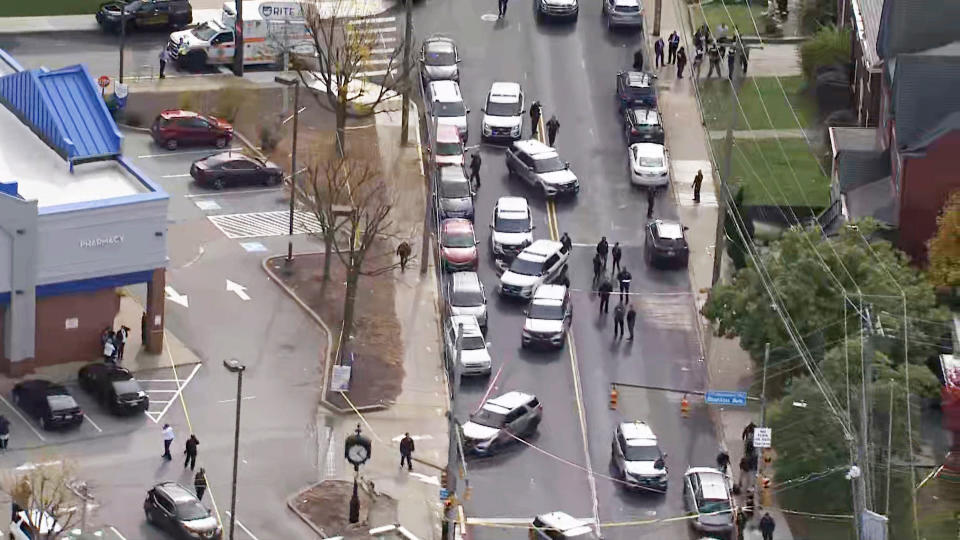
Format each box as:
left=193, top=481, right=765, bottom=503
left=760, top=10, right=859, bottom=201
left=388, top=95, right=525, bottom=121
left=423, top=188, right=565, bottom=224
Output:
left=536, top=115, right=561, bottom=242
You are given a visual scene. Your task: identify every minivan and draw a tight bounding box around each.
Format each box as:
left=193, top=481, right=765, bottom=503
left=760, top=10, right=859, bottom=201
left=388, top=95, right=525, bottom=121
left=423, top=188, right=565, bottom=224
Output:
left=447, top=271, right=487, bottom=328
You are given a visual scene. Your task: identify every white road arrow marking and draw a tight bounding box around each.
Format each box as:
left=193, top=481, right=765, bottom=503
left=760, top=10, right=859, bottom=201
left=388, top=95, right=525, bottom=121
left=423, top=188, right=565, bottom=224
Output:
left=164, top=286, right=189, bottom=308
left=226, top=279, right=250, bottom=301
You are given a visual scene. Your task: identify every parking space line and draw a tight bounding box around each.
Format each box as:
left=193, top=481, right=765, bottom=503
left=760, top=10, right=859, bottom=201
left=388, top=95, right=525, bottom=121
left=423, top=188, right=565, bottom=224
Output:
left=153, top=363, right=202, bottom=423
left=144, top=389, right=179, bottom=393
left=84, top=414, right=103, bottom=433
left=0, top=394, right=45, bottom=442
left=136, top=147, right=242, bottom=159
left=162, top=173, right=192, bottom=178
left=138, top=379, right=180, bottom=383
left=184, top=187, right=281, bottom=199
left=108, top=526, right=128, bottom=540
left=217, top=396, right=256, bottom=404
left=225, top=511, right=261, bottom=540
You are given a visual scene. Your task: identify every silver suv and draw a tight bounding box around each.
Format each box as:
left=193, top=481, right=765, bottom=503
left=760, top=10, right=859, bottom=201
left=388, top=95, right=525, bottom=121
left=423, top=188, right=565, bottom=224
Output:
left=505, top=139, right=579, bottom=197
left=530, top=512, right=598, bottom=539
left=611, top=421, right=668, bottom=492
left=682, top=467, right=735, bottom=535
left=443, top=315, right=492, bottom=377
left=522, top=284, right=572, bottom=348
left=602, top=0, right=643, bottom=29
left=499, top=240, right=569, bottom=299
left=462, top=391, right=542, bottom=455
left=447, top=271, right=487, bottom=328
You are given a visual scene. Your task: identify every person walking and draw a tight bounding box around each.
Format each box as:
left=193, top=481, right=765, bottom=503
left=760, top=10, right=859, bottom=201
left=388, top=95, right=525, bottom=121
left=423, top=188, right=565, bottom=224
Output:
left=598, top=278, right=613, bottom=314
left=616, top=268, right=632, bottom=302
left=613, top=302, right=625, bottom=339
left=693, top=169, right=704, bottom=203
left=667, top=31, right=679, bottom=64
left=529, top=100, right=542, bottom=137
left=469, top=152, right=481, bottom=188
left=159, top=47, right=170, bottom=79
left=0, top=414, right=9, bottom=450
left=654, top=37, right=665, bottom=68
left=396, top=241, right=412, bottom=272
left=632, top=48, right=643, bottom=71
left=737, top=454, right=753, bottom=493
left=194, top=468, right=207, bottom=501
left=716, top=450, right=731, bottom=473
left=161, top=424, right=175, bottom=460
left=593, top=253, right=603, bottom=283
left=742, top=421, right=756, bottom=442
left=116, top=325, right=129, bottom=362
left=546, top=115, right=560, bottom=147
left=676, top=47, right=687, bottom=79
left=596, top=236, right=609, bottom=269
left=497, top=0, right=508, bottom=18
left=759, top=512, right=776, bottom=540
left=707, top=43, right=721, bottom=78
left=184, top=434, right=199, bottom=470
left=727, top=47, right=736, bottom=80
left=399, top=432, right=415, bottom=471
left=625, top=303, right=637, bottom=341
left=611, top=242, right=622, bottom=273
left=646, top=188, right=656, bottom=218
left=560, top=232, right=572, bottom=252
left=103, top=331, right=117, bottom=363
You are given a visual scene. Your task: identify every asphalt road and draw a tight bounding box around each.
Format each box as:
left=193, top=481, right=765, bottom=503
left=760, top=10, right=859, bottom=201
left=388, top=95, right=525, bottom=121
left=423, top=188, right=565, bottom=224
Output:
left=412, top=0, right=717, bottom=538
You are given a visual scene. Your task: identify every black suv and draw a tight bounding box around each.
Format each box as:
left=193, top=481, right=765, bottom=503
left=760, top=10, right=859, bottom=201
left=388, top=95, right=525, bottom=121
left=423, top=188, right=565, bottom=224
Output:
left=145, top=482, right=222, bottom=539
left=12, top=380, right=84, bottom=430
left=623, top=106, right=664, bottom=144
left=616, top=70, right=657, bottom=111
left=97, top=0, right=193, bottom=33
left=78, top=363, right=149, bottom=415
left=644, top=219, right=690, bottom=267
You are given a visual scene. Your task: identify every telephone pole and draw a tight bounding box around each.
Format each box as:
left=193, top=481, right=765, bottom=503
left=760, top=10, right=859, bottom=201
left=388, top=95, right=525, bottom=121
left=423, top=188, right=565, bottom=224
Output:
left=652, top=0, right=662, bottom=36
left=442, top=325, right=463, bottom=540
left=400, top=0, right=414, bottom=145
left=232, top=0, right=244, bottom=76
left=711, top=43, right=742, bottom=286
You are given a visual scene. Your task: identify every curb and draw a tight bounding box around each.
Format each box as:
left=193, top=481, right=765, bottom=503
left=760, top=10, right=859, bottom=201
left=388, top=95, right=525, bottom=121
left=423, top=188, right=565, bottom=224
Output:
left=234, top=129, right=268, bottom=161
left=286, top=483, right=328, bottom=538
left=118, top=123, right=150, bottom=133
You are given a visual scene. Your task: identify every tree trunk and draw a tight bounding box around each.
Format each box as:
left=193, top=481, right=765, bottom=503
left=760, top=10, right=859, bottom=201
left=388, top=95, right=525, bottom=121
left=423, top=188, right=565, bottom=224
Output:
left=340, top=269, right=360, bottom=358
left=322, top=232, right=334, bottom=282
left=336, top=90, right=347, bottom=158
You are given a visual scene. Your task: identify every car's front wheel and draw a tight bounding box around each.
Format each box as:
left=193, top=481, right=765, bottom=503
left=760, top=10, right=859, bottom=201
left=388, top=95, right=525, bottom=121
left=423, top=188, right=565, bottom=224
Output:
left=214, top=137, right=227, bottom=148
left=165, top=138, right=179, bottom=151
left=265, top=173, right=281, bottom=186
left=212, top=177, right=225, bottom=190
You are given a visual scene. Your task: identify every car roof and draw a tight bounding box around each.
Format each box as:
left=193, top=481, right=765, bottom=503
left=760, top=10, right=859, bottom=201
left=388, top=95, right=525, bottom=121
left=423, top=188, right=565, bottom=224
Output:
left=652, top=220, right=684, bottom=239
left=451, top=271, right=482, bottom=290
left=513, top=139, right=557, bottom=157
left=489, top=81, right=521, bottom=102
left=160, top=109, right=199, bottom=119
left=629, top=107, right=660, bottom=123
left=621, top=71, right=653, bottom=88
left=450, top=315, right=483, bottom=336
left=19, top=379, right=66, bottom=394
left=614, top=0, right=640, bottom=6
left=442, top=218, right=474, bottom=235
left=436, top=124, right=462, bottom=142
left=630, top=142, right=665, bottom=157
left=439, top=165, right=468, bottom=181
left=424, top=36, right=456, bottom=52
left=485, top=391, right=535, bottom=412
left=429, top=80, right=462, bottom=102
left=686, top=468, right=729, bottom=499
left=533, top=284, right=567, bottom=302
left=619, top=421, right=658, bottom=444
left=520, top=239, right=563, bottom=260
left=155, top=482, right=198, bottom=502
left=496, top=196, right=529, bottom=213
left=534, top=512, right=590, bottom=533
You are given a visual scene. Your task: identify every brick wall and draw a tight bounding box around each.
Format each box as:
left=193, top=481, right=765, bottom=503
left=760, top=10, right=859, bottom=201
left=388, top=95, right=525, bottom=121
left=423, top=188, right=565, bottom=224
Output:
left=898, top=131, right=960, bottom=261
left=34, top=288, right=120, bottom=367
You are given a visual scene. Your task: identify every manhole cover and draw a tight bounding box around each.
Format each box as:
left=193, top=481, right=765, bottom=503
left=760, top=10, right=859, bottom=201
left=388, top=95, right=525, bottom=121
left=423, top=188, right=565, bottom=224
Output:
left=481, top=13, right=499, bottom=22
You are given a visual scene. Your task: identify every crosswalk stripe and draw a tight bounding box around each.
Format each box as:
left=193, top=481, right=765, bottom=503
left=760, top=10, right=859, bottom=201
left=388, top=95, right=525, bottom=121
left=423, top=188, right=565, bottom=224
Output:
left=361, top=58, right=394, bottom=66
left=207, top=210, right=325, bottom=239
left=356, top=69, right=397, bottom=78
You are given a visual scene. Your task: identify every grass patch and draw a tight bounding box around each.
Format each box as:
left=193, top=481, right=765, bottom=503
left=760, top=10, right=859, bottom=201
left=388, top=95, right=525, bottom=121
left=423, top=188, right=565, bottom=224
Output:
left=0, top=0, right=103, bottom=17
left=700, top=76, right=817, bottom=131
left=692, top=2, right=769, bottom=37
left=711, top=137, right=830, bottom=208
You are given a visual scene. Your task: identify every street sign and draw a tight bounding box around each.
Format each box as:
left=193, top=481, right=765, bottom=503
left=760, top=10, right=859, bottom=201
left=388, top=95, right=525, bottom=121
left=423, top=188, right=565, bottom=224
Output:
left=704, top=390, right=748, bottom=406
left=753, top=427, right=772, bottom=448
left=439, top=488, right=449, bottom=500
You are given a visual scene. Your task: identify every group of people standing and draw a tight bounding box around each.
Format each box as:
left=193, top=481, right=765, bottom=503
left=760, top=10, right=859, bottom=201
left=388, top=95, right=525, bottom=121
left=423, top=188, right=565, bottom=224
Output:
left=161, top=424, right=208, bottom=501
left=645, top=25, right=748, bottom=80
left=593, top=237, right=637, bottom=340
left=101, top=325, right=130, bottom=364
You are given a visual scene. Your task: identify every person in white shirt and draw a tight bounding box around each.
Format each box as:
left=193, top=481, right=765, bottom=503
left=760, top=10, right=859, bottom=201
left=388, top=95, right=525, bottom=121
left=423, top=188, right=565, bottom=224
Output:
left=162, top=424, right=175, bottom=460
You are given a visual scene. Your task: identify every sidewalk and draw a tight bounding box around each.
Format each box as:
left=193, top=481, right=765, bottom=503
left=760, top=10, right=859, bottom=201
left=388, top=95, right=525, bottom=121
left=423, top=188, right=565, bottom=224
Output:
left=649, top=0, right=794, bottom=537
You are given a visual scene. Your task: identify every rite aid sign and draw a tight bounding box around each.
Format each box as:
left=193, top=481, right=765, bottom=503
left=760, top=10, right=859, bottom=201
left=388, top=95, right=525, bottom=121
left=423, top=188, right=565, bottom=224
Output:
left=259, top=2, right=304, bottom=20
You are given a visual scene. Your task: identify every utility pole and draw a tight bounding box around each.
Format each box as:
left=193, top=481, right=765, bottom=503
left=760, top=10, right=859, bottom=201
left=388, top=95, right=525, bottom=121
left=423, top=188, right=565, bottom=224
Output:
left=419, top=111, right=437, bottom=276
left=755, top=342, right=769, bottom=506
left=232, top=0, right=244, bottom=76
left=652, top=0, right=662, bottom=36
left=711, top=43, right=741, bottom=286
left=400, top=0, right=414, bottom=145
left=118, top=6, right=128, bottom=83
left=443, top=324, right=463, bottom=540
left=884, top=380, right=894, bottom=516
left=860, top=306, right=875, bottom=510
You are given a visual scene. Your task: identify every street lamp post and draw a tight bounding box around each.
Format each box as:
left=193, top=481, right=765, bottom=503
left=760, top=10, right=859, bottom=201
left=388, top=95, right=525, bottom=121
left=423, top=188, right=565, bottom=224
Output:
left=118, top=5, right=129, bottom=83
left=275, top=74, right=301, bottom=268
left=223, top=358, right=247, bottom=540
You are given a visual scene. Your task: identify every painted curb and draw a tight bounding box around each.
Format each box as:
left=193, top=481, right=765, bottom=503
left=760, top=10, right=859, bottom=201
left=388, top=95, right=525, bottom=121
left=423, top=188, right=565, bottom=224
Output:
left=286, top=483, right=328, bottom=538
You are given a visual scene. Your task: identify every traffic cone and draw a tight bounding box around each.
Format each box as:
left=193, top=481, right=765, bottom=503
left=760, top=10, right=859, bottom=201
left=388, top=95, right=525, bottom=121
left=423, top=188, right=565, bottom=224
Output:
left=609, top=385, right=619, bottom=410
left=680, top=394, right=690, bottom=418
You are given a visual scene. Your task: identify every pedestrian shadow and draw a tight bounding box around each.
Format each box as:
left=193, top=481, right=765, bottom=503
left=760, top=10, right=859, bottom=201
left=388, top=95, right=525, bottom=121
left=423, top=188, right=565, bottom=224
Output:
left=494, top=18, right=509, bottom=30
left=155, top=458, right=173, bottom=479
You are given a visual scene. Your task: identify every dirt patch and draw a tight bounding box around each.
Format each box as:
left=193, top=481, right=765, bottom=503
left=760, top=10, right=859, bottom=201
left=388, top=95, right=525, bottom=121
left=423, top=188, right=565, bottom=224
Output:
left=292, top=480, right=398, bottom=538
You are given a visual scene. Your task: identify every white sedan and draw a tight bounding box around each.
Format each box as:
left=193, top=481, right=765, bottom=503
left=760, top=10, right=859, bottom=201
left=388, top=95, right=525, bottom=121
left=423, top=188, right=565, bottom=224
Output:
left=628, top=142, right=669, bottom=188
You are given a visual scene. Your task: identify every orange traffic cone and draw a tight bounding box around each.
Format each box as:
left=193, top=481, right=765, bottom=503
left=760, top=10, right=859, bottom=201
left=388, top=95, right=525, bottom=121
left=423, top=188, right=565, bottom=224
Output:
left=680, top=394, right=690, bottom=418
left=609, top=385, right=619, bottom=410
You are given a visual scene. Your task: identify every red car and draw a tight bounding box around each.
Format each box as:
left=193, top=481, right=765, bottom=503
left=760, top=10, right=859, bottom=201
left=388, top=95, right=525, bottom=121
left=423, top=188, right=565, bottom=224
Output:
left=440, top=218, right=478, bottom=272
left=150, top=110, right=234, bottom=151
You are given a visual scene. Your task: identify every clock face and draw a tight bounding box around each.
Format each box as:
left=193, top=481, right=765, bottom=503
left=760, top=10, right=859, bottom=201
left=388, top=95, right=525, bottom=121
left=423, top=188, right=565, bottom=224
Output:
left=347, top=444, right=369, bottom=463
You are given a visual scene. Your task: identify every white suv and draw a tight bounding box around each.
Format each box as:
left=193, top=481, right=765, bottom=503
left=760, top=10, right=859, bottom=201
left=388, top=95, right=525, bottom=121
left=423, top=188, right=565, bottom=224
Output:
left=505, top=139, right=580, bottom=197
left=612, top=421, right=668, bottom=492
left=522, top=284, right=572, bottom=348
left=498, top=239, right=569, bottom=299
left=443, top=315, right=492, bottom=377
left=490, top=196, right=534, bottom=265
left=481, top=81, right=524, bottom=140
left=462, top=391, right=542, bottom=455
left=429, top=80, right=469, bottom=141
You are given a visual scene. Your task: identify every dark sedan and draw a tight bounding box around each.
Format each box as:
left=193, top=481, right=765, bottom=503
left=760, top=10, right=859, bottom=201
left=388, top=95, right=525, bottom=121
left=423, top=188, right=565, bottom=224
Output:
left=644, top=219, right=690, bottom=268
left=78, top=363, right=149, bottom=415
left=190, top=152, right=283, bottom=190
left=623, top=106, right=665, bottom=144
left=12, top=380, right=84, bottom=430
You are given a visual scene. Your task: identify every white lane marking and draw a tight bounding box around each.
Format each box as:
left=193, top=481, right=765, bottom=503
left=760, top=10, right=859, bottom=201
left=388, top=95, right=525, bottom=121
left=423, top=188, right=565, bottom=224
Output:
left=84, top=414, right=103, bottom=433
left=226, top=279, right=251, bottom=301
left=137, top=147, right=242, bottom=159
left=390, top=434, right=434, bottom=442
left=568, top=336, right=600, bottom=533
left=138, top=379, right=180, bottom=382
left=162, top=173, right=192, bottom=178
left=109, top=526, right=128, bottom=540
left=409, top=472, right=440, bottom=485
left=186, top=187, right=282, bottom=199
left=217, top=396, right=257, bottom=403
left=355, top=69, right=398, bottom=77
left=282, top=106, right=308, bottom=125
left=207, top=210, right=324, bottom=239
left=153, top=364, right=202, bottom=423
left=144, top=390, right=179, bottom=393
left=15, top=459, right=61, bottom=471
left=0, top=394, right=45, bottom=441
left=225, top=511, right=261, bottom=540
left=165, top=286, right=189, bottom=308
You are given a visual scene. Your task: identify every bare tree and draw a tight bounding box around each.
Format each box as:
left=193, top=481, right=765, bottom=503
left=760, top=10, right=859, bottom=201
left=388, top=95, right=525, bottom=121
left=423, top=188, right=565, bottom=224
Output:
left=301, top=155, right=355, bottom=285
left=296, top=0, right=415, bottom=156
left=2, top=460, right=82, bottom=538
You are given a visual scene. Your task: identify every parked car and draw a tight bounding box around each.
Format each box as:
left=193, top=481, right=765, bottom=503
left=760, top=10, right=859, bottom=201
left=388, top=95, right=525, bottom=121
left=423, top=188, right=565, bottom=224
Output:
left=499, top=240, right=569, bottom=299
left=190, top=152, right=283, bottom=190
left=534, top=0, right=579, bottom=21
left=623, top=106, right=664, bottom=144
left=644, top=219, right=690, bottom=267
left=78, top=363, right=149, bottom=414
left=616, top=70, right=657, bottom=110
left=12, top=380, right=83, bottom=430
left=144, top=482, right=222, bottom=539
left=462, top=391, right=541, bottom=455
left=440, top=218, right=479, bottom=272
left=443, top=315, right=492, bottom=377
left=434, top=124, right=465, bottom=167
left=10, top=508, right=61, bottom=540
left=428, top=80, right=469, bottom=141
left=436, top=165, right=475, bottom=220
left=97, top=0, right=193, bottom=33
left=505, top=139, right=579, bottom=197
left=447, top=271, right=488, bottom=328
left=420, top=35, right=460, bottom=82
left=151, top=109, right=233, bottom=151
left=602, top=0, right=643, bottom=29
left=628, top=143, right=669, bottom=188
left=682, top=467, right=735, bottom=535
left=489, top=196, right=534, bottom=266
left=522, top=284, right=572, bottom=349
left=611, top=421, right=668, bottom=492
left=530, top=512, right=598, bottom=539
left=481, top=82, right=524, bottom=141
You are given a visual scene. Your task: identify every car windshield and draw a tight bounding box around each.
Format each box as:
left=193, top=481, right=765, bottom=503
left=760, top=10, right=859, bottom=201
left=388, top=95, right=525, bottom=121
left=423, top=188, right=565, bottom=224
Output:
left=452, top=288, right=483, bottom=306
left=425, top=45, right=455, bottom=66
left=472, top=408, right=507, bottom=428
left=435, top=101, right=466, bottom=117
left=46, top=395, right=77, bottom=412
left=509, top=257, right=543, bottom=276
left=486, top=100, right=521, bottom=116
left=175, top=501, right=209, bottom=521
left=443, top=230, right=474, bottom=248
left=441, top=181, right=471, bottom=199
left=494, top=215, right=530, bottom=233
left=615, top=4, right=640, bottom=12
left=461, top=335, right=486, bottom=350
left=699, top=499, right=732, bottom=514
left=528, top=302, right=564, bottom=320
left=436, top=142, right=462, bottom=156
left=191, top=21, right=220, bottom=41
left=112, top=379, right=141, bottom=395
left=624, top=444, right=662, bottom=462
left=533, top=156, right=566, bottom=173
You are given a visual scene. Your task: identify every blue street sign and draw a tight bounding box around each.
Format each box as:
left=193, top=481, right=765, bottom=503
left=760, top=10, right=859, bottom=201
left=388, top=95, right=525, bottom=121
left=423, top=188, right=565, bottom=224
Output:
left=439, top=488, right=450, bottom=500
left=705, top=390, right=748, bottom=406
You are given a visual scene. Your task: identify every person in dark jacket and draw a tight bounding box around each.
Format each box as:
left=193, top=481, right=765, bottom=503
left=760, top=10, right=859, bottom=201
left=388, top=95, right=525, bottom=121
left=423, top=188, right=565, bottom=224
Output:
left=759, top=512, right=776, bottom=540
left=633, top=48, right=643, bottom=71
left=693, top=169, right=704, bottom=202
left=529, top=101, right=542, bottom=136
left=546, top=115, right=560, bottom=146
left=598, top=278, right=613, bottom=314
left=647, top=188, right=657, bottom=218
left=676, top=47, right=687, bottom=79
left=707, top=43, right=722, bottom=78
left=116, top=325, right=130, bottom=362
left=625, top=303, right=637, bottom=340
left=396, top=241, right=412, bottom=272
left=560, top=232, right=572, bottom=252
left=469, top=152, right=481, bottom=188
left=184, top=434, right=199, bottom=470
left=654, top=37, right=665, bottom=68
left=596, top=237, right=609, bottom=268
left=616, top=268, right=632, bottom=302
left=716, top=450, right=731, bottom=473
left=194, top=468, right=207, bottom=501
left=593, top=253, right=603, bottom=283
left=611, top=242, right=622, bottom=273
left=0, top=415, right=9, bottom=450
left=667, top=31, right=679, bottom=63
left=400, top=432, right=415, bottom=471
left=613, top=303, right=625, bottom=339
